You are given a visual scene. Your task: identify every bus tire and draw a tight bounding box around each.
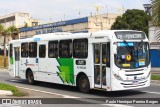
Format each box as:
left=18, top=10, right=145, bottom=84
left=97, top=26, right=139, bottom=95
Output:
left=26, top=70, right=35, bottom=85
left=78, top=75, right=90, bottom=93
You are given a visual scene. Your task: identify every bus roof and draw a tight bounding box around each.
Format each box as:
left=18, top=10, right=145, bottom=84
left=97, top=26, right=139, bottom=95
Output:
left=10, top=30, right=145, bottom=43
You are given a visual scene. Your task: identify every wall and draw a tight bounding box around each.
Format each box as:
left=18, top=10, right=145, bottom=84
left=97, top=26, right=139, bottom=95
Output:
left=150, top=49, right=160, bottom=67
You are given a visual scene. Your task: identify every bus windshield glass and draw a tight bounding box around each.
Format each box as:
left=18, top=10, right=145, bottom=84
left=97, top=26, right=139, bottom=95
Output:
left=114, top=42, right=149, bottom=69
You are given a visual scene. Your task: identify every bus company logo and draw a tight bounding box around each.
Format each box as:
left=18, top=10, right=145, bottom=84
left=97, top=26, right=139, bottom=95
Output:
left=24, top=59, right=28, bottom=66
left=2, top=99, right=11, bottom=104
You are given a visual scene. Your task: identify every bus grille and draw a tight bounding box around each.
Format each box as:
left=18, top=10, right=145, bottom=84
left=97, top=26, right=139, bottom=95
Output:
left=125, top=69, right=144, bottom=72
left=125, top=69, right=144, bottom=76
left=125, top=73, right=144, bottom=76
left=121, top=80, right=147, bottom=88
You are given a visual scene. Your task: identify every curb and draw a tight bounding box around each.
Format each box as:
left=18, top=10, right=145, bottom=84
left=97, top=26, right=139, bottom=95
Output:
left=0, top=68, right=8, bottom=72
left=151, top=80, right=160, bottom=84
left=0, top=90, right=13, bottom=96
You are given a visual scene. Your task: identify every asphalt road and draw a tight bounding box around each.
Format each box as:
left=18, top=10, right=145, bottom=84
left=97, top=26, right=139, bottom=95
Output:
left=0, top=69, right=160, bottom=107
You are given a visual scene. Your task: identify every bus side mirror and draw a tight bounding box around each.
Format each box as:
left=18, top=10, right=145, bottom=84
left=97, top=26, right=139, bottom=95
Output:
left=113, top=44, right=117, bottom=54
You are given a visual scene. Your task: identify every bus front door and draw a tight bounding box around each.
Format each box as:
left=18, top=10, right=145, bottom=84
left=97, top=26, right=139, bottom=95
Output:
left=94, top=43, right=110, bottom=89
left=14, top=47, right=20, bottom=77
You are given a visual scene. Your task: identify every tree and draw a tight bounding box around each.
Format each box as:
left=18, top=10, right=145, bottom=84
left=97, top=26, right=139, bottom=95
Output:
left=151, top=0, right=160, bottom=26
left=111, top=9, right=150, bottom=37
left=151, top=0, right=160, bottom=41
left=0, top=24, right=19, bottom=67
left=0, top=24, right=4, bottom=35
left=0, top=24, right=8, bottom=67
left=7, top=26, right=19, bottom=40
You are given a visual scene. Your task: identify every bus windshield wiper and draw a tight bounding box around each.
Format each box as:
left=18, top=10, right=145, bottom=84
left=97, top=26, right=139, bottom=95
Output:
left=137, top=40, right=143, bottom=49
left=136, top=40, right=144, bottom=56
left=123, top=40, right=132, bottom=54
left=123, top=40, right=136, bottom=63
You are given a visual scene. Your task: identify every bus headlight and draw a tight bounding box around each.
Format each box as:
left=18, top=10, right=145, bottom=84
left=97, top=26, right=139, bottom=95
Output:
left=114, top=74, right=123, bottom=80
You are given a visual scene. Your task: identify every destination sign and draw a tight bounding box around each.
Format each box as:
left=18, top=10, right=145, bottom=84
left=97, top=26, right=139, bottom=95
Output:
left=115, top=31, right=146, bottom=40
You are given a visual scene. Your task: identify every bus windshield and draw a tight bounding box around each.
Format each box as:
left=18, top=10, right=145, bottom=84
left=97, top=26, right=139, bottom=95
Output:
left=114, top=42, right=150, bottom=69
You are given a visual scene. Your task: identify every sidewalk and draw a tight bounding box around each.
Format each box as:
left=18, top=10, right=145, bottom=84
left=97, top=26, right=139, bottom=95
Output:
left=0, top=90, right=13, bottom=96
left=151, top=67, right=160, bottom=74
left=0, top=68, right=8, bottom=72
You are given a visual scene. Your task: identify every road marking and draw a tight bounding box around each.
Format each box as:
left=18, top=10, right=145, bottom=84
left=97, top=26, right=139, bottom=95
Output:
left=10, top=79, right=19, bottom=82
left=13, top=86, right=132, bottom=106
left=101, top=104, right=133, bottom=107
left=16, top=86, right=79, bottom=98
left=14, top=86, right=133, bottom=107
left=151, top=83, right=160, bottom=86
left=0, top=105, right=21, bottom=107
left=141, top=90, right=160, bottom=95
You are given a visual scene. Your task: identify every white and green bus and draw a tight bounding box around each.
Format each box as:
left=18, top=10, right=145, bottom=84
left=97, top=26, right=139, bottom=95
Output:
left=8, top=30, right=150, bottom=93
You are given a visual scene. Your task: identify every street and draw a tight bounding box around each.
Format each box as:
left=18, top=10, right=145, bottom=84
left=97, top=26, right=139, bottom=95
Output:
left=0, top=69, right=160, bottom=107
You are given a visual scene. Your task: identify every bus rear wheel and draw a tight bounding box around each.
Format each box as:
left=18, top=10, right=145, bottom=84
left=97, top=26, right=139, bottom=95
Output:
left=78, top=75, right=90, bottom=93
left=27, top=70, right=35, bottom=85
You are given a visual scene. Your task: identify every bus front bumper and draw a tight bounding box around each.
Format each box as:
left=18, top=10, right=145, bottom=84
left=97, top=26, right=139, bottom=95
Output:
left=111, top=76, right=150, bottom=91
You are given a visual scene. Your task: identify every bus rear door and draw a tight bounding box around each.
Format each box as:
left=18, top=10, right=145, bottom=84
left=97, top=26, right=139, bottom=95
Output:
left=93, top=42, right=111, bottom=90
left=13, top=45, right=20, bottom=77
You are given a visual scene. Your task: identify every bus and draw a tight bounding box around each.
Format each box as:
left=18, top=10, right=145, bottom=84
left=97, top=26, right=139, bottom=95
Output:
left=8, top=30, right=150, bottom=93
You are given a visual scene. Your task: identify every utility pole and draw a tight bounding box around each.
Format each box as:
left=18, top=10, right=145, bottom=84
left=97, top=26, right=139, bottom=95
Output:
left=143, top=4, right=151, bottom=16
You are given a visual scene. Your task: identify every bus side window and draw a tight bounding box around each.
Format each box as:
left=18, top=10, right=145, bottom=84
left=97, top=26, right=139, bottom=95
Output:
left=59, top=40, right=72, bottom=58
left=48, top=41, right=58, bottom=58
left=9, top=44, right=13, bottom=57
left=73, top=38, right=88, bottom=58
left=29, top=42, right=37, bottom=58
left=39, top=45, right=46, bottom=58
left=21, top=43, right=29, bottom=57
left=106, top=42, right=110, bottom=67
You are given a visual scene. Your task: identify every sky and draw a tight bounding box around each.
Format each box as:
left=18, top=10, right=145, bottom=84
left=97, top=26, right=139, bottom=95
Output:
left=0, top=0, right=150, bottom=24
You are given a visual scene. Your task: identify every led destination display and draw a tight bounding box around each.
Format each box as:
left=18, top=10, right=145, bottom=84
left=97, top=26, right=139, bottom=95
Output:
left=115, top=31, right=146, bottom=40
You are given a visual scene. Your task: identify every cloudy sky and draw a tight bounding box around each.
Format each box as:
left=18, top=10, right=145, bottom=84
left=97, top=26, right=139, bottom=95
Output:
left=0, top=0, right=150, bottom=24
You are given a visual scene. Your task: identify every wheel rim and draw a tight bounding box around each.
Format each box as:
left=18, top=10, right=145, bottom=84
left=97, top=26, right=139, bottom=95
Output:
left=81, top=79, right=87, bottom=89
left=28, top=73, right=33, bottom=82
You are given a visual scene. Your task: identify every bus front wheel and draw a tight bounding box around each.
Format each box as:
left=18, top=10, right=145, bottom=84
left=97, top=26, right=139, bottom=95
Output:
left=78, top=75, right=90, bottom=93
left=27, top=70, right=35, bottom=85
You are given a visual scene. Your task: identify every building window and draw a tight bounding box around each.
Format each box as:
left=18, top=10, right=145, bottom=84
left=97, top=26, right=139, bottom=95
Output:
left=59, top=40, right=72, bottom=58
left=73, top=39, right=88, bottom=58
left=32, top=22, right=38, bottom=26
left=0, top=16, right=15, bottom=23
left=21, top=43, right=29, bottom=57
left=48, top=41, right=58, bottom=58
left=39, top=45, right=46, bottom=58
left=29, top=42, right=37, bottom=58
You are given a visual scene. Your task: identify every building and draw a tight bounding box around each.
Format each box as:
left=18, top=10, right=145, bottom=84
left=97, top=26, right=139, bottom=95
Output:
left=148, top=21, right=160, bottom=49
left=0, top=12, right=40, bottom=45
left=20, top=13, right=119, bottom=38
left=0, top=12, right=39, bottom=28
left=148, top=21, right=160, bottom=67
left=143, top=4, right=160, bottom=67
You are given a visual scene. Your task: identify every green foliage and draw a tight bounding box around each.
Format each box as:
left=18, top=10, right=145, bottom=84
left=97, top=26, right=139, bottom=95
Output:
left=111, top=9, right=150, bottom=37
left=0, top=83, right=27, bottom=96
left=151, top=0, right=160, bottom=26
left=0, top=24, right=4, bottom=32
left=151, top=0, right=160, bottom=41
left=0, top=24, right=4, bottom=36
left=0, top=24, right=19, bottom=38
left=0, top=24, right=19, bottom=67
left=151, top=74, right=160, bottom=80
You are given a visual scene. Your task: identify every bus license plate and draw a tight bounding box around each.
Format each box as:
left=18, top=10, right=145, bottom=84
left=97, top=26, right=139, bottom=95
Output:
left=133, top=81, right=139, bottom=85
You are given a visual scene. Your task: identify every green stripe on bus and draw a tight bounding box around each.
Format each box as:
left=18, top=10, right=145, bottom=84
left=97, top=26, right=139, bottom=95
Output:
left=56, top=58, right=74, bottom=85
left=10, top=57, right=14, bottom=64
